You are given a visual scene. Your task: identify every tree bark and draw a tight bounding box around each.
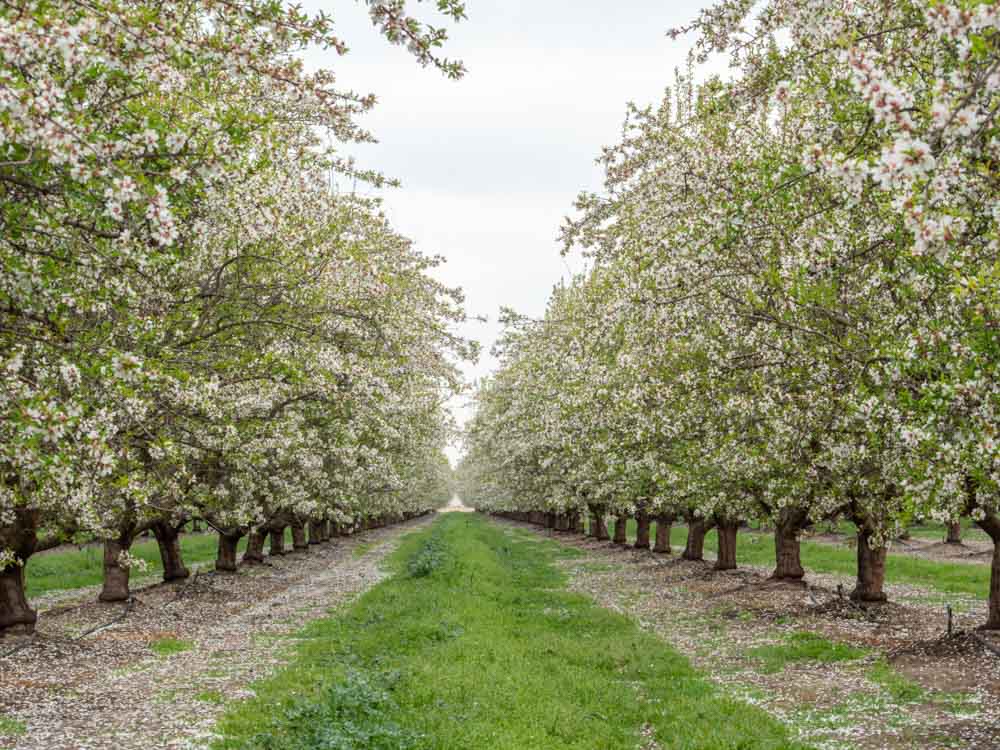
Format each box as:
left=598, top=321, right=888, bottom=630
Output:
left=977, top=513, right=1000, bottom=630
left=99, top=536, right=133, bottom=602
left=0, top=564, right=36, bottom=634
left=850, top=528, right=888, bottom=602
left=771, top=507, right=808, bottom=581
left=216, top=531, right=243, bottom=572
left=714, top=520, right=739, bottom=570
left=0, top=509, right=41, bottom=634
left=268, top=527, right=286, bottom=556
left=612, top=514, right=628, bottom=545
left=946, top=521, right=963, bottom=545
left=152, top=521, right=189, bottom=582
left=653, top=515, right=672, bottom=554
left=291, top=523, right=309, bottom=552
left=682, top=518, right=714, bottom=561
left=308, top=521, right=323, bottom=545
left=592, top=510, right=609, bottom=541
left=242, top=529, right=267, bottom=565
left=634, top=513, right=651, bottom=550
left=572, top=511, right=585, bottom=534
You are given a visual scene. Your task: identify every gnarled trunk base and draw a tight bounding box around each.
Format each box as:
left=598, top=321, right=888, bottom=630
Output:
left=634, top=514, right=651, bottom=550
left=612, top=515, right=628, bottom=545
left=0, top=565, right=36, bottom=634
left=291, top=524, right=309, bottom=552
left=216, top=532, right=243, bottom=572
left=653, top=516, right=672, bottom=554
left=153, top=522, right=189, bottom=582
left=772, top=509, right=807, bottom=582
left=946, top=522, right=963, bottom=545
left=683, top=519, right=714, bottom=561
left=977, top=514, right=1000, bottom=630
left=99, top=537, right=132, bottom=603
left=851, top=529, right=887, bottom=602
left=269, top=528, right=286, bottom=556
left=714, top=520, right=739, bottom=571
left=242, top=529, right=267, bottom=566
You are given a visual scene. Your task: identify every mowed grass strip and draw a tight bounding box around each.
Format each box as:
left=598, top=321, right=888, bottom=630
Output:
left=212, top=513, right=809, bottom=750
left=603, top=520, right=990, bottom=599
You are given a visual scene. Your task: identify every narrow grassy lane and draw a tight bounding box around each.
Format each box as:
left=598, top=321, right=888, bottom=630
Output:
left=213, top=513, right=809, bottom=750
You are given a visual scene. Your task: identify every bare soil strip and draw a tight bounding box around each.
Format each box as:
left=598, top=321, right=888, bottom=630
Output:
left=0, top=518, right=430, bottom=750
left=503, top=520, right=1000, bottom=750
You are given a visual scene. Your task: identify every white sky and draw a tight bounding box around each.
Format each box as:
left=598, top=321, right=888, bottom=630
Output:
left=301, top=1, right=716, bottom=461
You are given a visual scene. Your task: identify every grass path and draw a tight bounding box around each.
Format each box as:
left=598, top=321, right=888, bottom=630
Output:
left=213, top=513, right=809, bottom=750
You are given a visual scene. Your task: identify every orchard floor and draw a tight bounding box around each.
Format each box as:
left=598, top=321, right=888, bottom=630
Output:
left=517, top=520, right=1000, bottom=750
left=3, top=514, right=998, bottom=750
left=0, top=518, right=431, bottom=750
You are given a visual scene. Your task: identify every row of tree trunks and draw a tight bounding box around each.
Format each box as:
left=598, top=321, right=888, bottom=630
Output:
left=2, top=511, right=418, bottom=636
left=503, top=506, right=1000, bottom=630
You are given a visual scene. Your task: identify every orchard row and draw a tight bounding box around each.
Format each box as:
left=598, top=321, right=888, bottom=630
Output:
left=461, top=1, right=1000, bottom=629
left=0, top=1, right=471, bottom=634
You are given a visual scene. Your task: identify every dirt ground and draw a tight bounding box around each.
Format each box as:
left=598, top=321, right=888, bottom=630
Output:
left=502, top=520, right=1000, bottom=750
left=0, top=517, right=430, bottom=750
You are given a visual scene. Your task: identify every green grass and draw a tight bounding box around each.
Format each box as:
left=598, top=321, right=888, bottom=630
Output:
left=866, top=659, right=926, bottom=703
left=197, top=690, right=227, bottom=705
left=816, top=518, right=988, bottom=543
left=0, top=716, right=27, bottom=737
left=150, top=637, right=195, bottom=657
left=212, top=514, right=811, bottom=750
left=588, top=519, right=992, bottom=600
left=25, top=528, right=299, bottom=598
left=747, top=632, right=866, bottom=674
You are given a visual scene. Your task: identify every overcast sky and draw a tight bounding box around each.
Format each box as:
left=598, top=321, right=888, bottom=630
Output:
left=301, top=1, right=715, bottom=459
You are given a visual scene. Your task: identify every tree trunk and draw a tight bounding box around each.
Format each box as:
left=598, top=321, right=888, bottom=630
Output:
left=269, top=527, right=286, bottom=556
left=0, top=509, right=41, bottom=634
left=0, top=564, right=36, bottom=634
left=545, top=513, right=556, bottom=530
left=99, top=536, right=133, bottom=602
left=572, top=512, right=585, bottom=534
left=946, top=522, right=963, bottom=545
left=682, top=518, right=714, bottom=561
left=216, top=532, right=243, bottom=572
left=714, top=520, right=739, bottom=571
left=612, top=514, right=628, bottom=545
left=977, top=514, right=1000, bottom=630
left=850, top=528, right=887, bottom=602
left=771, top=508, right=808, bottom=581
left=634, top=514, right=651, bottom=550
left=242, top=529, right=267, bottom=565
left=653, top=515, right=672, bottom=554
left=152, top=522, right=189, bottom=582
left=308, top=521, right=323, bottom=545
left=291, top=523, right=309, bottom=552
